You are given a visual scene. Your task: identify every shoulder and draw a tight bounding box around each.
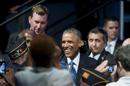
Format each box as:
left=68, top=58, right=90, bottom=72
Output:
left=117, top=39, right=123, bottom=44
left=7, top=32, right=19, bottom=44
left=8, top=29, right=28, bottom=41
left=106, top=82, right=119, bottom=86
left=101, top=50, right=114, bottom=59
left=101, top=50, right=116, bottom=65
left=80, top=53, right=98, bottom=69
left=6, top=31, right=25, bottom=53
left=80, top=53, right=96, bottom=63
left=52, top=68, right=71, bottom=77
left=15, top=67, right=33, bottom=77
left=49, top=68, right=75, bottom=86
left=116, top=39, right=123, bottom=47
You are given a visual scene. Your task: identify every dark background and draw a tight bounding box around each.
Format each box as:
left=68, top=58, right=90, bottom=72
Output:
left=0, top=0, right=129, bottom=53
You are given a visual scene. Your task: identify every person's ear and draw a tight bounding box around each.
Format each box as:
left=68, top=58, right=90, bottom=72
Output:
left=28, top=16, right=32, bottom=24
left=79, top=40, right=84, bottom=47
left=117, top=61, right=123, bottom=72
left=118, top=61, right=122, bottom=68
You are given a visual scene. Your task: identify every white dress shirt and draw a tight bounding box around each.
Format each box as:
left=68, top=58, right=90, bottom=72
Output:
left=105, top=38, right=117, bottom=54
left=67, top=52, right=80, bottom=73
left=89, top=52, right=101, bottom=61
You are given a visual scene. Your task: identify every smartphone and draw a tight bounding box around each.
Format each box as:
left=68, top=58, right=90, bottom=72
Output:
left=0, top=61, right=6, bottom=75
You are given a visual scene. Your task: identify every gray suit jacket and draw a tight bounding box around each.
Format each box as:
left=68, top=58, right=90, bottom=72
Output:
left=15, top=67, right=75, bottom=86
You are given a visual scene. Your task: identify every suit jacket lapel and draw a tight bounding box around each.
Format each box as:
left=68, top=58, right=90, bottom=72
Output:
left=114, top=39, right=123, bottom=54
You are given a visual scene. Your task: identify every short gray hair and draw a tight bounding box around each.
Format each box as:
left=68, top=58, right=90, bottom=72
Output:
left=63, top=27, right=82, bottom=39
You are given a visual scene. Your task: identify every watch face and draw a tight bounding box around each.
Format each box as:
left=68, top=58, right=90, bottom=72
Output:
left=0, top=61, right=6, bottom=75
left=108, top=66, right=114, bottom=73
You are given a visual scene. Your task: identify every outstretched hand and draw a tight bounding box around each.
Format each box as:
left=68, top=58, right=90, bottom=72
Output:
left=95, top=60, right=109, bottom=73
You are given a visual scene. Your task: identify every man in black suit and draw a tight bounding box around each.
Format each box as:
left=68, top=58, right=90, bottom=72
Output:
left=87, top=27, right=115, bottom=66
left=103, top=16, right=123, bottom=55
left=60, top=27, right=98, bottom=86
left=80, top=27, right=116, bottom=86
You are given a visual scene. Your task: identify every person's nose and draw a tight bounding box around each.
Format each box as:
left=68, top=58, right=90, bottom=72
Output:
left=37, top=23, right=42, bottom=29
left=63, top=42, right=69, bottom=49
left=113, top=27, right=118, bottom=32
left=92, top=41, right=96, bottom=46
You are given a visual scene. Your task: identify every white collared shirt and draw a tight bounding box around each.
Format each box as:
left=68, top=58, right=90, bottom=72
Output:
left=105, top=38, right=117, bottom=54
left=67, top=52, right=80, bottom=73
left=89, top=53, right=101, bottom=60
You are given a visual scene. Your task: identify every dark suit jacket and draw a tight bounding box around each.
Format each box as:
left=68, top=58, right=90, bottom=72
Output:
left=5, top=32, right=24, bottom=53
left=83, top=49, right=116, bottom=86
left=113, top=39, right=123, bottom=54
left=98, top=50, right=115, bottom=66
left=87, top=49, right=116, bottom=66
left=60, top=53, right=98, bottom=86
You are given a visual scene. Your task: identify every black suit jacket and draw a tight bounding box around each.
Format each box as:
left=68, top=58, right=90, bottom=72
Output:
left=98, top=50, right=116, bottom=66
left=82, top=50, right=116, bottom=86
left=60, top=53, right=98, bottom=86
left=113, top=39, right=123, bottom=54
left=87, top=49, right=116, bottom=67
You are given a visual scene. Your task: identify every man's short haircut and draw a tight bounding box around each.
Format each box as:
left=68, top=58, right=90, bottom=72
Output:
left=115, top=45, right=130, bottom=71
left=63, top=27, right=82, bottom=40
left=104, top=16, right=119, bottom=26
left=30, top=34, right=55, bottom=68
left=88, top=27, right=108, bottom=44
left=31, top=4, right=48, bottom=16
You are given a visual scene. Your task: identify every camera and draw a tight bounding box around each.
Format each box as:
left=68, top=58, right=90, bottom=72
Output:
left=0, top=61, right=6, bottom=75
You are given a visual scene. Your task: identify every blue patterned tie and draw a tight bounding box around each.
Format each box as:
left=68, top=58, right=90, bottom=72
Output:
left=69, top=61, right=76, bottom=82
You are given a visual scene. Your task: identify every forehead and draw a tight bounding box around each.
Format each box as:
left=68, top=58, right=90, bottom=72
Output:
left=105, top=21, right=118, bottom=26
left=32, top=12, right=48, bottom=20
left=62, top=32, right=79, bottom=40
left=88, top=32, right=103, bottom=40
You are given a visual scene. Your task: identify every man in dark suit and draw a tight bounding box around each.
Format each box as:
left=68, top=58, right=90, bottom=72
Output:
left=80, top=27, right=116, bottom=86
left=60, top=27, right=98, bottom=86
left=103, top=16, right=123, bottom=55
left=87, top=27, right=116, bottom=71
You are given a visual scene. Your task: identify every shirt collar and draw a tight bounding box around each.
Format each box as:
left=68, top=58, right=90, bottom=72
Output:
left=89, top=52, right=100, bottom=60
left=67, top=52, right=80, bottom=71
left=67, top=52, right=80, bottom=65
left=107, top=38, right=117, bottom=47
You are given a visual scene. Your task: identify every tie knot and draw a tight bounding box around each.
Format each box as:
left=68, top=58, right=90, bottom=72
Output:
left=69, top=61, right=75, bottom=66
left=108, top=43, right=111, bottom=47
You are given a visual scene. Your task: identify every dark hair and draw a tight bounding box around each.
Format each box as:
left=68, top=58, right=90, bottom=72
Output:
left=30, top=34, right=55, bottom=68
left=115, top=45, right=130, bottom=71
left=104, top=16, right=119, bottom=26
left=88, top=27, right=108, bottom=44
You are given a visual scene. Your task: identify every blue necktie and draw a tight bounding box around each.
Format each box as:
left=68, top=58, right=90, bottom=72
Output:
left=69, top=61, right=76, bottom=82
